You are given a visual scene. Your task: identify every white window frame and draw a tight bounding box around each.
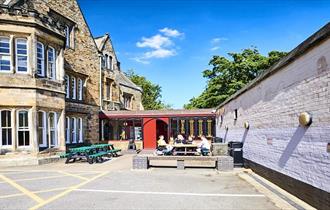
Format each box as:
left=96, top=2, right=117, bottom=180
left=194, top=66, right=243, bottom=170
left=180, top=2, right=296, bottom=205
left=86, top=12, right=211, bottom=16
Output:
left=47, top=46, right=56, bottom=80
left=78, top=78, right=83, bottom=101
left=36, top=42, right=45, bottom=77
left=109, top=56, right=113, bottom=70
left=71, top=76, right=76, bottom=100
left=0, top=37, right=11, bottom=73
left=65, top=117, right=70, bottom=144
left=101, top=56, right=106, bottom=68
left=71, top=117, right=77, bottom=143
left=37, top=111, right=47, bottom=147
left=17, top=110, right=30, bottom=147
left=65, top=75, right=70, bottom=99
left=77, top=118, right=83, bottom=143
left=104, top=54, right=109, bottom=69
left=48, top=112, right=57, bottom=147
left=15, top=38, right=28, bottom=73
left=65, top=25, right=71, bottom=48
left=0, top=110, right=12, bottom=147
left=124, top=94, right=132, bottom=109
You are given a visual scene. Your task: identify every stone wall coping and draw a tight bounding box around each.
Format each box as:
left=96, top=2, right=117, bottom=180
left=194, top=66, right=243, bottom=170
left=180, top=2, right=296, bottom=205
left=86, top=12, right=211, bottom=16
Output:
left=141, top=155, right=231, bottom=161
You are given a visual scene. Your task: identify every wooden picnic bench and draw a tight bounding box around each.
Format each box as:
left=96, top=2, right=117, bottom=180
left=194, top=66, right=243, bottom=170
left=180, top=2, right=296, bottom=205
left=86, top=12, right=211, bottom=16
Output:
left=60, top=144, right=121, bottom=164
left=172, top=144, right=199, bottom=156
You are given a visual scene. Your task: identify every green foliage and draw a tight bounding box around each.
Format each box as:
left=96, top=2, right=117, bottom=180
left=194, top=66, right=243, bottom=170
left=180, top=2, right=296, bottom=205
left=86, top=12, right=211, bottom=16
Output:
left=184, top=48, right=288, bottom=109
left=126, top=70, right=172, bottom=110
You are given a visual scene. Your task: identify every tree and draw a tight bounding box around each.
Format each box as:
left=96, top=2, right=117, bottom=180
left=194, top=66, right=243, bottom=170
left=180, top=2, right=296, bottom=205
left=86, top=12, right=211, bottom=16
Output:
left=184, top=48, right=288, bottom=109
left=126, top=70, right=172, bottom=110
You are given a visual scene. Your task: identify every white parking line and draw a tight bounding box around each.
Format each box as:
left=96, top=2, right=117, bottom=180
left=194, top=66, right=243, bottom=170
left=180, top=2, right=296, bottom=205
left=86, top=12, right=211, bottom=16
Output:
left=74, top=189, right=265, bottom=197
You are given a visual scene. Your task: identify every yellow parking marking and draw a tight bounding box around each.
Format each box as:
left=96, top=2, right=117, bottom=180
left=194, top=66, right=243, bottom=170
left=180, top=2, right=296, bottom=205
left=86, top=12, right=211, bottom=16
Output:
left=0, top=187, right=70, bottom=199
left=30, top=172, right=108, bottom=210
left=0, top=174, right=44, bottom=203
left=0, top=170, right=104, bottom=174
left=57, top=171, right=89, bottom=181
left=0, top=193, right=22, bottom=199
left=0, top=172, right=94, bottom=184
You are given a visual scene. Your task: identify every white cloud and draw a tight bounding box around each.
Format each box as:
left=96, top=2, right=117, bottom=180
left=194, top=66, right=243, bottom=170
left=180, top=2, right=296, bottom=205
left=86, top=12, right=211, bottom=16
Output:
left=133, top=27, right=183, bottom=64
left=136, top=34, right=172, bottom=49
left=159, top=27, right=184, bottom=37
left=211, top=37, right=228, bottom=44
left=132, top=57, right=150, bottom=64
left=210, top=46, right=220, bottom=51
left=143, top=48, right=176, bottom=59
left=210, top=37, right=228, bottom=51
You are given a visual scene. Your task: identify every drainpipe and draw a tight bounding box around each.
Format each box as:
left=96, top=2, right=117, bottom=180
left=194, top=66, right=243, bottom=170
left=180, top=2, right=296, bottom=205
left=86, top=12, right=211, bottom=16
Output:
left=99, top=54, right=103, bottom=111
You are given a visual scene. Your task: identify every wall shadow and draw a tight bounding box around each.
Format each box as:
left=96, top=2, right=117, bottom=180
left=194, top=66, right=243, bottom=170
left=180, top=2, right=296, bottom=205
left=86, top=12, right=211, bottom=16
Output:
left=223, top=129, right=228, bottom=143
left=278, top=126, right=308, bottom=168
left=242, top=129, right=249, bottom=144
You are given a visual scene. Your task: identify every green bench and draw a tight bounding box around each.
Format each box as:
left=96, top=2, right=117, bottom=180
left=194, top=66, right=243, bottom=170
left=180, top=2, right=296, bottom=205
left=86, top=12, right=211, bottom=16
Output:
left=61, top=144, right=122, bottom=164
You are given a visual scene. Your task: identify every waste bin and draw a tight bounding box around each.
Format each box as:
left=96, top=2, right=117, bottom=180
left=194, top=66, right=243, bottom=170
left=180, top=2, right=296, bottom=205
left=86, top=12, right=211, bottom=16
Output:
left=228, top=141, right=243, bottom=167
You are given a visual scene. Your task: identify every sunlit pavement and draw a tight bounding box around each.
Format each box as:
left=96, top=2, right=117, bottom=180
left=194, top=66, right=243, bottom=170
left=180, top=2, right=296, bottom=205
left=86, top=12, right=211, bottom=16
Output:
left=0, top=155, right=310, bottom=210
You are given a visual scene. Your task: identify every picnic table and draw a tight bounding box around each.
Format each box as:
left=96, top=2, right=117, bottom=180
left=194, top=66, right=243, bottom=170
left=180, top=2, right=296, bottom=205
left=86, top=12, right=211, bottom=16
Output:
left=172, top=143, right=199, bottom=156
left=61, top=144, right=121, bottom=164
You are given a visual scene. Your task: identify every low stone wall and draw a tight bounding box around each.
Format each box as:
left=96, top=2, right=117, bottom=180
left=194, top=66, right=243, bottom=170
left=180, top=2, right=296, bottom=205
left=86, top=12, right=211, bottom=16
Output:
left=0, top=155, right=60, bottom=167
left=211, top=143, right=228, bottom=156
left=132, top=155, right=233, bottom=171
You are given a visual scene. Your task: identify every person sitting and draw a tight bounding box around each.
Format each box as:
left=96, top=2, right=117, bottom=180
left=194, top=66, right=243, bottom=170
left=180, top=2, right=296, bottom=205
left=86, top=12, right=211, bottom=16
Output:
left=175, top=134, right=186, bottom=144
left=197, top=135, right=210, bottom=156
left=155, top=135, right=173, bottom=155
left=157, top=135, right=167, bottom=146
left=187, top=135, right=194, bottom=144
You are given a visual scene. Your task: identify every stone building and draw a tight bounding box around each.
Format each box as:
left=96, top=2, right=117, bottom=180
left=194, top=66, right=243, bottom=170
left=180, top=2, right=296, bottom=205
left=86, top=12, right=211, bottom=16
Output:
left=0, top=0, right=142, bottom=154
left=94, top=33, right=143, bottom=112
left=215, top=23, right=330, bottom=209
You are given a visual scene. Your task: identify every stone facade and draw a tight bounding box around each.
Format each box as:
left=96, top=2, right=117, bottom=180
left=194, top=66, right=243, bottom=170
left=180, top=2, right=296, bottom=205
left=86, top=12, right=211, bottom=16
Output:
left=94, top=34, right=143, bottom=112
left=0, top=0, right=142, bottom=154
left=215, top=23, right=330, bottom=209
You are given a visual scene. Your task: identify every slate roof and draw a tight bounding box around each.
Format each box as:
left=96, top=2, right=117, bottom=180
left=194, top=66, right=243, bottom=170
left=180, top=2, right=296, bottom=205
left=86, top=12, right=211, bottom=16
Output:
left=116, top=71, right=142, bottom=92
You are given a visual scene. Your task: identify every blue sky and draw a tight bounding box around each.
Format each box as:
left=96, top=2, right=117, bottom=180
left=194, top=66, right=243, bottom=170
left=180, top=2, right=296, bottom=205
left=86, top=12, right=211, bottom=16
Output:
left=78, top=0, right=330, bottom=109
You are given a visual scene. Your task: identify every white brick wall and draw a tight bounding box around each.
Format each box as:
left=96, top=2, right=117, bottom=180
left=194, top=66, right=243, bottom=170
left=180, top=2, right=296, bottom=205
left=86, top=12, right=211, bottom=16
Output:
left=216, top=38, right=330, bottom=193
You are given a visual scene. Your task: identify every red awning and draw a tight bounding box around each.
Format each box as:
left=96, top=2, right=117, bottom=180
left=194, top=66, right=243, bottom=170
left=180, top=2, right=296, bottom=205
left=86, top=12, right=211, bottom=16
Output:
left=99, top=109, right=216, bottom=119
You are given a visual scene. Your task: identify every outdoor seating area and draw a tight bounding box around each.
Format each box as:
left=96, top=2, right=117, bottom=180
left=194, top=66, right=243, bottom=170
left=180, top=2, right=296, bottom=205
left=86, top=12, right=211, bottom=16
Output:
left=60, top=144, right=121, bottom=164
left=155, top=134, right=211, bottom=156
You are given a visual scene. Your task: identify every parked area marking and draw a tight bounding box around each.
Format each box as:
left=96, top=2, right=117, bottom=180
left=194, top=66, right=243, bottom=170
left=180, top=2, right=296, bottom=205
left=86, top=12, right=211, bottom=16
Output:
left=0, top=172, right=92, bottom=184
left=74, top=188, right=266, bottom=197
left=0, top=170, right=108, bottom=210
left=0, top=174, right=45, bottom=203
left=0, top=166, right=304, bottom=210
left=29, top=171, right=109, bottom=210
left=0, top=187, right=69, bottom=199
left=57, top=171, right=89, bottom=181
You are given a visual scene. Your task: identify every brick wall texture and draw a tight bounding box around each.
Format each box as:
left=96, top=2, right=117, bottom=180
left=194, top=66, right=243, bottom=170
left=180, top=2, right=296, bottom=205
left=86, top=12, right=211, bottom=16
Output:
left=216, top=37, right=330, bottom=194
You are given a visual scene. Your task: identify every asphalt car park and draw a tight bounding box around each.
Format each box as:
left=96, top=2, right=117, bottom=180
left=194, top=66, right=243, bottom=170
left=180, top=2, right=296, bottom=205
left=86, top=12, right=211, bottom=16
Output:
left=0, top=155, right=311, bottom=210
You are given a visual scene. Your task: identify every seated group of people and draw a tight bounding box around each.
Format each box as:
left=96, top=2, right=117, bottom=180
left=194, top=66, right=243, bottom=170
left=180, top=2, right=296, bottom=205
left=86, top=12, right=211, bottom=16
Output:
left=155, top=134, right=210, bottom=156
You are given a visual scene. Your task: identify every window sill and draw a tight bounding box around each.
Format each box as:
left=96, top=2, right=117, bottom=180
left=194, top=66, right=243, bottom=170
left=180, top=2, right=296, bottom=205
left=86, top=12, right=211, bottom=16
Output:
left=65, top=99, right=85, bottom=104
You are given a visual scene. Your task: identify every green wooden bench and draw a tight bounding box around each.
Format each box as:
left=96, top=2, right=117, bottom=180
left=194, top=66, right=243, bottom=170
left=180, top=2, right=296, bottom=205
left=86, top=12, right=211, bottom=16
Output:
left=63, top=144, right=121, bottom=164
left=107, top=149, right=121, bottom=157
